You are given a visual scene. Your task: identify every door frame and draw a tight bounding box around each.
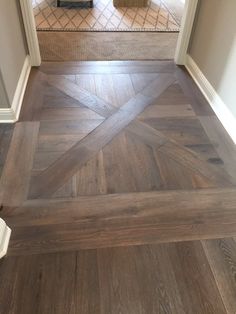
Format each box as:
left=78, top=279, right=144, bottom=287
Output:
left=20, top=0, right=198, bottom=66
left=20, top=0, right=41, bottom=66
left=174, top=0, right=199, bottom=64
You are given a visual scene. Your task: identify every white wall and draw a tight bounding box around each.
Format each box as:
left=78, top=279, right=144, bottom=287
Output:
left=0, top=0, right=28, bottom=106
left=189, top=0, right=236, bottom=119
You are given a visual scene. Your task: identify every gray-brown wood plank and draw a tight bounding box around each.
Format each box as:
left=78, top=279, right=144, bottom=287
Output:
left=1, top=60, right=236, bottom=314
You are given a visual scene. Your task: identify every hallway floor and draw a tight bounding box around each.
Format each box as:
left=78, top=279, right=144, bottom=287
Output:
left=1, top=61, right=236, bottom=313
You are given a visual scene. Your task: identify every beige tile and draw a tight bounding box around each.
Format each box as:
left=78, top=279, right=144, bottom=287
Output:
left=34, top=0, right=181, bottom=32
left=71, top=14, right=84, bottom=27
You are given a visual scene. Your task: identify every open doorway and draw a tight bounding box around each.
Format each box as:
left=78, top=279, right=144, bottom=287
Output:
left=21, top=0, right=197, bottom=64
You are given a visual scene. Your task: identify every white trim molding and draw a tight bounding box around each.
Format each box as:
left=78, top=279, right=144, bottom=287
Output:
left=20, top=0, right=41, bottom=66
left=186, top=55, right=236, bottom=145
left=175, top=0, right=199, bottom=65
left=0, top=218, right=11, bottom=259
left=0, top=56, right=31, bottom=123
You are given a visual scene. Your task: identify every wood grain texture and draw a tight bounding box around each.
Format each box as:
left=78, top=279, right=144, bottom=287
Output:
left=202, top=238, right=236, bottom=314
left=3, top=188, right=236, bottom=255
left=0, top=250, right=100, bottom=314
left=19, top=69, right=46, bottom=121
left=0, top=60, right=236, bottom=313
left=29, top=74, right=175, bottom=199
left=47, top=75, right=116, bottom=118
left=127, top=120, right=233, bottom=187
left=0, top=241, right=229, bottom=314
left=0, top=122, right=39, bottom=207
left=98, top=242, right=226, bottom=313
left=0, top=124, right=14, bottom=177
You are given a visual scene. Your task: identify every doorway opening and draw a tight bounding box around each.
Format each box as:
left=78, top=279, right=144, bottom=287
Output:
left=21, top=0, right=197, bottom=65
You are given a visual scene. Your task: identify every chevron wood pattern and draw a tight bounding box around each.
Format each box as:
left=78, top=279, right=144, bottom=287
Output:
left=0, top=61, right=236, bottom=313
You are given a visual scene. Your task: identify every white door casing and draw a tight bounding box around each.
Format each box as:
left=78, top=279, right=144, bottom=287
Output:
left=20, top=0, right=41, bottom=66
left=0, top=218, right=11, bottom=259
left=175, top=0, right=199, bottom=65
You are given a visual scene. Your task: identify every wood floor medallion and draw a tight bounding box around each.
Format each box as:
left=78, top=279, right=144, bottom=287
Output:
left=0, top=61, right=236, bottom=313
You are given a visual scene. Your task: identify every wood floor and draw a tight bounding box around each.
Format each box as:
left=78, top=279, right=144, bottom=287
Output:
left=1, top=60, right=236, bottom=313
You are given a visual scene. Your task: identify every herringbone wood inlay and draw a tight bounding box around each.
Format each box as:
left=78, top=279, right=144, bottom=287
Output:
left=1, top=61, right=236, bottom=314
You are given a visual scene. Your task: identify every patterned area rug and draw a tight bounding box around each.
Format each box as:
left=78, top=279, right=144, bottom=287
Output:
left=33, top=0, right=181, bottom=32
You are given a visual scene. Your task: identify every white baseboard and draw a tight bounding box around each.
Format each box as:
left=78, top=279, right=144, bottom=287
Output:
left=0, top=218, right=11, bottom=259
left=185, top=54, right=236, bottom=144
left=0, top=55, right=31, bottom=123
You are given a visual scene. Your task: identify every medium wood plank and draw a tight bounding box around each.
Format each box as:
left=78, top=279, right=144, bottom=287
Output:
left=130, top=73, right=159, bottom=93
left=202, top=238, right=236, bottom=313
left=94, top=74, right=118, bottom=108
left=0, top=122, right=39, bottom=207
left=166, top=241, right=226, bottom=313
left=5, top=188, right=236, bottom=226
left=98, top=245, right=181, bottom=313
left=19, top=69, right=46, bottom=121
left=0, top=124, right=14, bottom=177
left=43, top=83, right=84, bottom=108
left=0, top=250, right=100, bottom=314
left=29, top=74, right=175, bottom=199
left=39, top=119, right=103, bottom=135
left=76, top=150, right=107, bottom=196
left=175, top=66, right=214, bottom=116
left=47, top=75, right=117, bottom=118
left=75, top=74, right=96, bottom=95
left=153, top=150, right=196, bottom=189
left=32, top=151, right=63, bottom=171
left=102, top=132, right=137, bottom=193
left=138, top=104, right=195, bottom=119
left=200, top=116, right=236, bottom=185
left=37, top=134, right=86, bottom=152
left=125, top=132, right=162, bottom=191
left=40, top=107, right=104, bottom=121
left=111, top=74, right=136, bottom=107
left=4, top=188, right=236, bottom=254
left=141, top=117, right=210, bottom=146
left=127, top=120, right=233, bottom=187
left=98, top=242, right=226, bottom=313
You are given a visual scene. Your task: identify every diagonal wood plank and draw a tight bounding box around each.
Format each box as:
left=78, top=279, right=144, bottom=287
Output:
left=47, top=75, right=117, bottom=118
left=4, top=188, right=236, bottom=255
left=127, top=120, right=233, bottom=187
left=29, top=74, right=175, bottom=199
left=44, top=71, right=232, bottom=189
left=0, top=122, right=40, bottom=207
